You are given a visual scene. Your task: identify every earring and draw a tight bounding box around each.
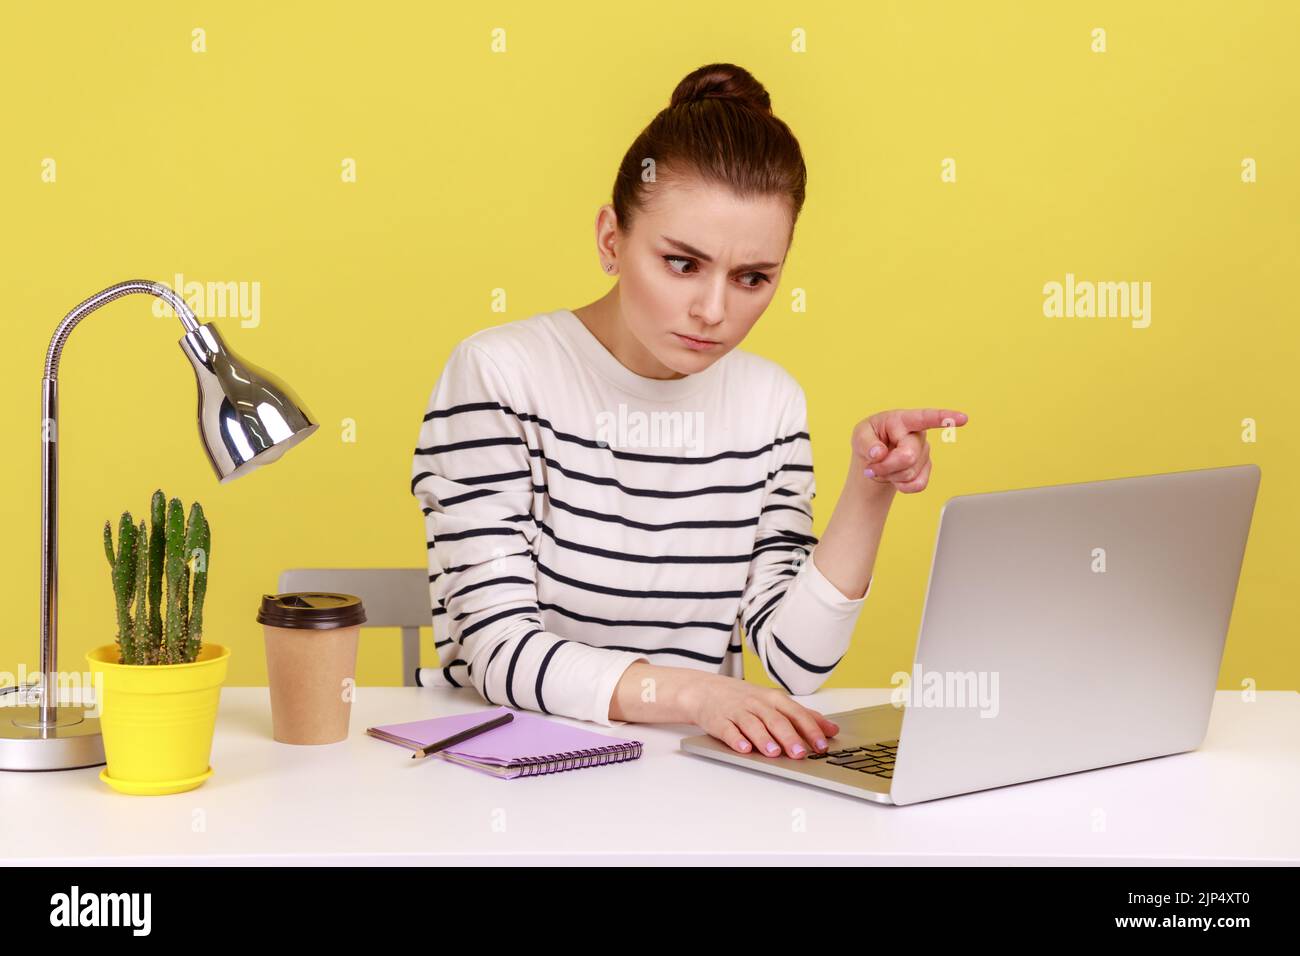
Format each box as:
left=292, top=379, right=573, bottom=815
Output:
left=604, top=262, right=616, bottom=274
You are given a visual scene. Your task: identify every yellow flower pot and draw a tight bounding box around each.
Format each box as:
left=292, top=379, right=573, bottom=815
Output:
left=86, top=643, right=231, bottom=795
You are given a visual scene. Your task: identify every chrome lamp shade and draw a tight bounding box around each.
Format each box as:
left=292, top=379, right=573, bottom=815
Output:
left=181, top=323, right=319, bottom=482
left=0, top=280, right=317, bottom=771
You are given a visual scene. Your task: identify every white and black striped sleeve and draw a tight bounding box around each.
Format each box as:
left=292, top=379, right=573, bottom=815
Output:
left=739, top=384, right=870, bottom=696
left=411, top=342, right=649, bottom=726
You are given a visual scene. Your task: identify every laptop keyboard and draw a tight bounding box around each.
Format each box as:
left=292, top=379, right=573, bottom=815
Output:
left=807, top=739, right=898, bottom=778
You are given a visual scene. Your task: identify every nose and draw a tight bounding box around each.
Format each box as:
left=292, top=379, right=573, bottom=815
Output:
left=690, top=281, right=728, bottom=327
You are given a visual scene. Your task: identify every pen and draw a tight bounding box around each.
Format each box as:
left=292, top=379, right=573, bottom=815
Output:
left=412, top=711, right=514, bottom=760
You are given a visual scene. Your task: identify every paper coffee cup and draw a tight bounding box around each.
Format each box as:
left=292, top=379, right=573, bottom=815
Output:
left=257, top=592, right=367, bottom=745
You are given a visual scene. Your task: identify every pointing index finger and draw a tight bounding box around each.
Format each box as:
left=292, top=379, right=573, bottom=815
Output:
left=899, top=408, right=969, bottom=432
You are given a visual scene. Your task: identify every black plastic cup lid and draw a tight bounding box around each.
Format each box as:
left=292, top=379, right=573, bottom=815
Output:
left=257, top=592, right=367, bottom=630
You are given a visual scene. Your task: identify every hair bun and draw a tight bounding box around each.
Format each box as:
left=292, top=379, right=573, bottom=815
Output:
left=669, top=62, right=772, bottom=113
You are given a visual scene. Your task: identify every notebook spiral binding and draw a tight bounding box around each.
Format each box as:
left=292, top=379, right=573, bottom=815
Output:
left=513, top=741, right=644, bottom=777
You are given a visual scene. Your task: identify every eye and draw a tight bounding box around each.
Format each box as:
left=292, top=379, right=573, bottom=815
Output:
left=664, top=255, right=771, bottom=289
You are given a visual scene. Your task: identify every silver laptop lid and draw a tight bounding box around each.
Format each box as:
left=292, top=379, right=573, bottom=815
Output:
left=890, top=464, right=1261, bottom=806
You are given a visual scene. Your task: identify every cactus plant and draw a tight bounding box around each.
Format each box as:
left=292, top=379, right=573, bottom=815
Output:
left=148, top=490, right=165, bottom=654
left=129, top=518, right=149, bottom=664
left=103, top=490, right=212, bottom=665
left=164, top=497, right=186, bottom=664
left=106, top=514, right=139, bottom=665
left=183, top=502, right=210, bottom=661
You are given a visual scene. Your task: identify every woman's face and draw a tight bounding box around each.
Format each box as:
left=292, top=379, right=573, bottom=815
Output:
left=609, top=176, right=792, bottom=377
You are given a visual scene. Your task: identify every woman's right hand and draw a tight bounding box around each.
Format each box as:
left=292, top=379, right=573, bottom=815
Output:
left=680, top=673, right=840, bottom=758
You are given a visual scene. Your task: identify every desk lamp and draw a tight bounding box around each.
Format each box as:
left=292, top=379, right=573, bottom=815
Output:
left=0, top=280, right=318, bottom=771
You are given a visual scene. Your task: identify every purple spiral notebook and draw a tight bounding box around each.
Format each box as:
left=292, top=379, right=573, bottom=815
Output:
left=366, top=706, right=644, bottom=778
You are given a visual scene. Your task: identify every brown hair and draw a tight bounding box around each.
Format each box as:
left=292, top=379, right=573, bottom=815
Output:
left=611, top=62, right=807, bottom=240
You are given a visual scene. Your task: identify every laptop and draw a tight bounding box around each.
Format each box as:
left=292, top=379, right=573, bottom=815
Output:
left=680, top=464, right=1262, bottom=806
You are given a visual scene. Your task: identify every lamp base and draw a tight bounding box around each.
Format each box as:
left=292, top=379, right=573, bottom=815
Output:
left=0, top=705, right=105, bottom=771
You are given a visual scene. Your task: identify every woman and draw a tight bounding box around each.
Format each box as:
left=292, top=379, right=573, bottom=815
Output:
left=411, top=62, right=968, bottom=760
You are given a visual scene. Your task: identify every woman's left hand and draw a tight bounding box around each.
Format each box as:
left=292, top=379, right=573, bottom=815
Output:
left=851, top=408, right=969, bottom=494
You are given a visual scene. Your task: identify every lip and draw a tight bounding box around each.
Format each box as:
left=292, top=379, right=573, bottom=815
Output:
left=673, top=332, right=722, bottom=350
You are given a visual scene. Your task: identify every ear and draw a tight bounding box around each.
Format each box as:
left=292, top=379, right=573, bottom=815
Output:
left=595, top=204, right=623, bottom=260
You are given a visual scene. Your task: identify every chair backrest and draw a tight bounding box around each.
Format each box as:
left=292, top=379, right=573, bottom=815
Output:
left=275, top=568, right=431, bottom=686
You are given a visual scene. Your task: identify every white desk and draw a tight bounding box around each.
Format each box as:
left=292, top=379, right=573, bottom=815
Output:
left=3, top=688, right=1296, bottom=865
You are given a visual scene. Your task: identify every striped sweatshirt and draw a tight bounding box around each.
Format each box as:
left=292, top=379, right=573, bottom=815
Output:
left=410, top=308, right=870, bottom=726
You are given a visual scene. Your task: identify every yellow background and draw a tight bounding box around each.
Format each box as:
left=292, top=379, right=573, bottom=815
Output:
left=1, top=2, right=1295, bottom=692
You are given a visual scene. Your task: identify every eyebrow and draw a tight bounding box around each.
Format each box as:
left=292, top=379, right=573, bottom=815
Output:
left=661, top=235, right=781, bottom=273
